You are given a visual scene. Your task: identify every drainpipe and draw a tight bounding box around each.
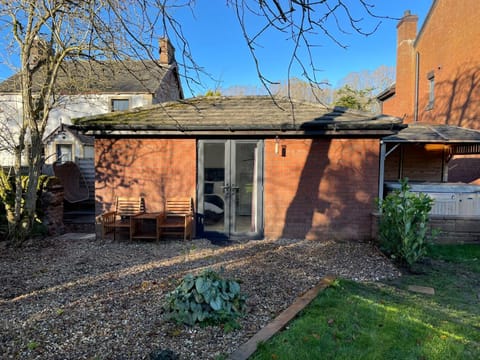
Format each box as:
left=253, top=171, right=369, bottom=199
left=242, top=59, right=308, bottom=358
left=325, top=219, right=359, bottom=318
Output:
left=414, top=51, right=420, bottom=123
left=378, top=141, right=386, bottom=211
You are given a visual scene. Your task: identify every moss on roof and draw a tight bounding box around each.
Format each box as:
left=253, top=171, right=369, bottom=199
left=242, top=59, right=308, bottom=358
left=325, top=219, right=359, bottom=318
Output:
left=72, top=95, right=404, bottom=134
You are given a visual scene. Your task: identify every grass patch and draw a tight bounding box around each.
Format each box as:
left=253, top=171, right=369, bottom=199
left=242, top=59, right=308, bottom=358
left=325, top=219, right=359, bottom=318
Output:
left=427, top=244, right=480, bottom=273
left=251, top=245, right=480, bottom=360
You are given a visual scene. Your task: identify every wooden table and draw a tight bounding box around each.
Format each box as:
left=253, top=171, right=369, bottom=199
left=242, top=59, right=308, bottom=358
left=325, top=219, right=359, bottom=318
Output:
left=130, top=212, right=164, bottom=241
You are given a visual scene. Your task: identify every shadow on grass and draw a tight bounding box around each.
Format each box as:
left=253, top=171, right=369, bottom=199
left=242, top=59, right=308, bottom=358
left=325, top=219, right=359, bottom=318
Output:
left=251, top=251, right=480, bottom=360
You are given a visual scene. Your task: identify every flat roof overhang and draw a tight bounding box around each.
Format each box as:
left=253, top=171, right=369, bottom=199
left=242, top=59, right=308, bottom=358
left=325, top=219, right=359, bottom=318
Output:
left=382, top=124, right=480, bottom=144
left=378, top=124, right=480, bottom=201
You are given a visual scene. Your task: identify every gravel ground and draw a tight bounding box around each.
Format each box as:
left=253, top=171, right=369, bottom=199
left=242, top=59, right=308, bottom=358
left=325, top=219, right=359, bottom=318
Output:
left=0, top=234, right=401, bottom=359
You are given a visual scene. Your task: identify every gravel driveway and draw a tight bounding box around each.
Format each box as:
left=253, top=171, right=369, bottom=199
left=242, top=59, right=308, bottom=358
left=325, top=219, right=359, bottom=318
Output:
left=0, top=234, right=400, bottom=359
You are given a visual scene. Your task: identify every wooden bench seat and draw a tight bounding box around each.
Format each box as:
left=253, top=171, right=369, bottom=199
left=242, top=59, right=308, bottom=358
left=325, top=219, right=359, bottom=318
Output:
left=159, top=198, right=194, bottom=241
left=101, top=197, right=145, bottom=240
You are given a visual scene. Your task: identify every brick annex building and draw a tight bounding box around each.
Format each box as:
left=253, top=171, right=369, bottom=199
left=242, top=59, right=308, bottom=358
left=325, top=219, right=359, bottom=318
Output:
left=74, top=0, right=479, bottom=243
left=74, top=97, right=404, bottom=242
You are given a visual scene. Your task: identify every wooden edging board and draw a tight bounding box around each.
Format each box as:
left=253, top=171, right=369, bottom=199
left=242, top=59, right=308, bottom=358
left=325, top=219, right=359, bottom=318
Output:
left=229, top=275, right=337, bottom=360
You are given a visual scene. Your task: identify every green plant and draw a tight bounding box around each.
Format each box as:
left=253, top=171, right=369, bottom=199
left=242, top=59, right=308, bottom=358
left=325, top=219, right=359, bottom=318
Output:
left=27, top=341, right=40, bottom=351
left=205, top=89, right=221, bottom=97
left=251, top=270, right=480, bottom=360
left=0, top=169, right=52, bottom=240
left=164, top=268, right=246, bottom=327
left=377, top=178, right=435, bottom=267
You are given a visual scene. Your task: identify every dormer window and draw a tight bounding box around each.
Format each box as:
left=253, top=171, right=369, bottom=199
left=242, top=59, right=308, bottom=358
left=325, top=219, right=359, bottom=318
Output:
left=111, top=98, right=130, bottom=112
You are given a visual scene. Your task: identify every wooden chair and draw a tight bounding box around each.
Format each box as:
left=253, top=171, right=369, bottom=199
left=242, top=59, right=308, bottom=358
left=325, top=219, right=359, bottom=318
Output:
left=159, top=197, right=194, bottom=241
left=101, top=196, right=145, bottom=240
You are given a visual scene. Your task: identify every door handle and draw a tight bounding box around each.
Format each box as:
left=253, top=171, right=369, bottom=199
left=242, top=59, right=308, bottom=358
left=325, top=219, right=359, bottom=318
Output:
left=222, top=185, right=239, bottom=196
left=222, top=185, right=231, bottom=197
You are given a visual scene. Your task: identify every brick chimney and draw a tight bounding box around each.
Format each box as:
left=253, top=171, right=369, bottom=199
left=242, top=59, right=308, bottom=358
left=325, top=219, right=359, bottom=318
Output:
left=395, top=10, right=418, bottom=123
left=159, top=38, right=175, bottom=65
left=397, top=10, right=418, bottom=47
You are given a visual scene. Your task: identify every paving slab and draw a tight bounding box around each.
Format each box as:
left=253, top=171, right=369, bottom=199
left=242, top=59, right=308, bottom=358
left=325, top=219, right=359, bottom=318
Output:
left=407, top=285, right=435, bottom=295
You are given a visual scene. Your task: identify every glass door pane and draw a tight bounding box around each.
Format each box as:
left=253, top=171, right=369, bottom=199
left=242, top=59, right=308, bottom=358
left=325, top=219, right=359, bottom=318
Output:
left=203, top=142, right=226, bottom=233
left=232, top=142, right=257, bottom=234
left=198, top=139, right=263, bottom=239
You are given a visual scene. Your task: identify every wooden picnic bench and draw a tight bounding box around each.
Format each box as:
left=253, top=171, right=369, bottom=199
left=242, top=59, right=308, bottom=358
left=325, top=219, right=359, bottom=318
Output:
left=158, top=197, right=194, bottom=241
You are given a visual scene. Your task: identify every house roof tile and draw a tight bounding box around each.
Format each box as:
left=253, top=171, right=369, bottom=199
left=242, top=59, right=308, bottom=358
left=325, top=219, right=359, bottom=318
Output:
left=0, top=60, right=175, bottom=94
left=72, top=96, right=405, bottom=136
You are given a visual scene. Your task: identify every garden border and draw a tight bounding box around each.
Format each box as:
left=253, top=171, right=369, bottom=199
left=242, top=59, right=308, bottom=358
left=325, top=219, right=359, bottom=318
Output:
left=229, top=275, right=336, bottom=360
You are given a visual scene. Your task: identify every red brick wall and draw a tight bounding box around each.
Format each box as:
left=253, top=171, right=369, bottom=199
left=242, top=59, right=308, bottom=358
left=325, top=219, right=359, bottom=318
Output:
left=382, top=0, right=480, bottom=128
left=264, top=138, right=380, bottom=241
left=95, top=138, right=196, bottom=214
left=415, top=0, right=480, bottom=128
left=385, top=144, right=445, bottom=182
left=95, top=137, right=382, bottom=241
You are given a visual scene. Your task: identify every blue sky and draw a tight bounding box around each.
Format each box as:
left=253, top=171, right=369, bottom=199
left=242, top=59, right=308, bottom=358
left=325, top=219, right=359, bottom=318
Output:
left=173, top=1, right=433, bottom=96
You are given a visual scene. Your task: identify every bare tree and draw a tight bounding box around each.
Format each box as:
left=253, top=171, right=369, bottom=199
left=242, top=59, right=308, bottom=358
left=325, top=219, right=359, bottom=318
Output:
left=338, top=65, right=395, bottom=93
left=270, top=77, right=333, bottom=104
left=220, top=84, right=267, bottom=96
left=0, top=0, right=201, bottom=244
left=230, top=0, right=393, bottom=97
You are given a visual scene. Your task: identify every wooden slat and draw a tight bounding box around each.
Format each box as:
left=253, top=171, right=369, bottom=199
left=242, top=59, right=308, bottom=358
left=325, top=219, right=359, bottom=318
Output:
left=101, top=196, right=145, bottom=240
left=116, top=197, right=145, bottom=216
left=160, top=197, right=193, bottom=240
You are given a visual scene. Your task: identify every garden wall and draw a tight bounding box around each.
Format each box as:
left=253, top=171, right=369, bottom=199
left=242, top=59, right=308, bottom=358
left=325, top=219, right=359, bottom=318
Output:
left=371, top=213, right=480, bottom=244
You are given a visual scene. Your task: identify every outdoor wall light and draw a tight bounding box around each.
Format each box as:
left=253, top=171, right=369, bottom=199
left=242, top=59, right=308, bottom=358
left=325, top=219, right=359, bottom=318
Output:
left=274, top=137, right=287, bottom=157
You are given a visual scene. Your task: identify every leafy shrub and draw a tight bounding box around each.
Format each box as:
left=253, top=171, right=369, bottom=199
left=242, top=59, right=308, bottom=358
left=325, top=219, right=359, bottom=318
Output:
left=164, top=268, right=246, bottom=328
left=0, top=169, right=53, bottom=238
left=377, top=178, right=435, bottom=267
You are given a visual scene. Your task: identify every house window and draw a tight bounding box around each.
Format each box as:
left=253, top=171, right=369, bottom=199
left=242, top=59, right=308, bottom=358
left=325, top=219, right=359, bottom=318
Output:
left=111, top=98, right=130, bottom=112
left=427, top=71, right=435, bottom=110
left=56, top=144, right=73, bottom=163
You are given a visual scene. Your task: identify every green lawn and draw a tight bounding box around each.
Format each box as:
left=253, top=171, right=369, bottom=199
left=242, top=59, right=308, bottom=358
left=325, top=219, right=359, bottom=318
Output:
left=251, top=244, right=480, bottom=360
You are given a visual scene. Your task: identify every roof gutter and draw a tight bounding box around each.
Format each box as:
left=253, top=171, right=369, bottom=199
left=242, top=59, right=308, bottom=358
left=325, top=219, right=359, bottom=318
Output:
left=71, top=121, right=405, bottom=134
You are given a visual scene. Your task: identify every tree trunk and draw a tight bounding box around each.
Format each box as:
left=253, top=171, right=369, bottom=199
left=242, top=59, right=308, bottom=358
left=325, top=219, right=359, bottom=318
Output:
left=24, top=133, right=44, bottom=236
left=10, top=128, right=27, bottom=245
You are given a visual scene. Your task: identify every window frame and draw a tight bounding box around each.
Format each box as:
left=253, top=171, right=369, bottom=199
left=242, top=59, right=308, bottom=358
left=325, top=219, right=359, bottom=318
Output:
left=110, top=97, right=131, bottom=112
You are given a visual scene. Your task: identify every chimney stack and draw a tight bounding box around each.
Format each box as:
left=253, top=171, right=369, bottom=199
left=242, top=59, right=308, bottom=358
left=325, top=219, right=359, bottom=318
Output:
left=397, top=10, right=418, bottom=46
left=395, top=10, right=419, bottom=123
left=159, top=38, right=175, bottom=65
